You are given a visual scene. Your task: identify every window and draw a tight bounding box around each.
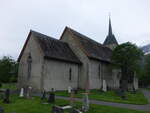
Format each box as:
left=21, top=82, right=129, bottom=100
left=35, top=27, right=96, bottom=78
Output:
left=98, top=64, right=101, bottom=79
left=69, top=68, right=72, bottom=81
left=27, top=53, right=32, bottom=80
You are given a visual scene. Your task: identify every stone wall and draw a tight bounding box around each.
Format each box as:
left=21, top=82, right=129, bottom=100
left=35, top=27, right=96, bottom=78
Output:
left=17, top=35, right=44, bottom=91
left=43, top=59, right=79, bottom=91
left=89, top=59, right=115, bottom=89
left=89, top=59, right=102, bottom=89
left=60, top=29, right=90, bottom=89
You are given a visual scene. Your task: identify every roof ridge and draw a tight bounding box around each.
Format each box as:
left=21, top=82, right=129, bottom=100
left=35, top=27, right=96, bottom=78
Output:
left=31, top=29, right=69, bottom=45
left=67, top=27, right=111, bottom=49
left=30, top=30, right=57, bottom=40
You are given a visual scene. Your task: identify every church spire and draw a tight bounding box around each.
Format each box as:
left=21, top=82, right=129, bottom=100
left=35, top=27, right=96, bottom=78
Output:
left=103, top=16, right=118, bottom=49
left=108, top=17, right=112, bottom=36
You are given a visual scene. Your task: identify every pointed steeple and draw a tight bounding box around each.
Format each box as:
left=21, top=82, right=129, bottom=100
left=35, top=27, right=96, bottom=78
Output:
left=103, top=16, right=118, bottom=49
left=108, top=17, right=112, bottom=36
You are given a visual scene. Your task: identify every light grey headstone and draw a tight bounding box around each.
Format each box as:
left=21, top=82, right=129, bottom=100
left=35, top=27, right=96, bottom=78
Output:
left=19, top=88, right=24, bottom=97
left=68, top=86, right=72, bottom=93
left=102, top=80, right=107, bottom=92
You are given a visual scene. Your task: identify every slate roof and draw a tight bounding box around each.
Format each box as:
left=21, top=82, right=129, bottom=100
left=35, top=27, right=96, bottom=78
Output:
left=67, top=27, right=112, bottom=62
left=104, top=34, right=118, bottom=45
left=18, top=30, right=81, bottom=64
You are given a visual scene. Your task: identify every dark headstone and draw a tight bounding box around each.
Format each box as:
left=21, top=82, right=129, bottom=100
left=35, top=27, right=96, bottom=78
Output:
left=73, top=89, right=78, bottom=94
left=48, top=88, right=55, bottom=103
left=115, top=89, right=126, bottom=100
left=41, top=90, right=46, bottom=100
left=24, top=86, right=28, bottom=98
left=0, top=106, right=4, bottom=113
left=52, top=106, right=63, bottom=113
left=3, top=89, right=10, bottom=104
left=120, top=89, right=126, bottom=100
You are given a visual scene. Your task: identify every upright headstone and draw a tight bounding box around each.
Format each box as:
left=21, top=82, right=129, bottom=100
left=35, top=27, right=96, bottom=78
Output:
left=19, top=88, right=24, bottom=97
left=102, top=80, right=107, bottom=92
left=69, top=89, right=75, bottom=107
left=41, top=90, right=46, bottom=100
left=68, top=86, right=72, bottom=94
left=134, top=74, right=138, bottom=90
left=73, top=88, right=78, bottom=94
left=82, top=93, right=89, bottom=112
left=48, top=88, right=55, bottom=103
left=3, top=89, right=10, bottom=104
left=26, top=86, right=32, bottom=99
left=0, top=106, right=4, bottom=113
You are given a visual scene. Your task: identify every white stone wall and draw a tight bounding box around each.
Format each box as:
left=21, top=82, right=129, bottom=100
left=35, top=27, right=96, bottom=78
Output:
left=18, top=34, right=44, bottom=90
left=43, top=59, right=79, bottom=91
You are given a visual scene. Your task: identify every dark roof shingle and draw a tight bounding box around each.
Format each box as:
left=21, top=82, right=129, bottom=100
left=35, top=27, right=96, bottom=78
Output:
left=68, top=27, right=112, bottom=62
left=31, top=30, right=81, bottom=64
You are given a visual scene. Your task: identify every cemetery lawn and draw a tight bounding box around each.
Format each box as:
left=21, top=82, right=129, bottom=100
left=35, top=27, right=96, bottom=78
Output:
left=145, top=88, right=150, bottom=91
left=1, top=83, right=17, bottom=90
left=0, top=95, right=150, bottom=113
left=55, top=90, right=149, bottom=105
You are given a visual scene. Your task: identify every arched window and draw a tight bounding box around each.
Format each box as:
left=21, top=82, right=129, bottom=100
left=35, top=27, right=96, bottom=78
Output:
left=69, top=68, right=72, bottom=81
left=27, top=53, right=32, bottom=80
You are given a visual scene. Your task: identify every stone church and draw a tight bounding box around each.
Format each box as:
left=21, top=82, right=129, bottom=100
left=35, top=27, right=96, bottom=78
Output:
left=17, top=19, right=138, bottom=91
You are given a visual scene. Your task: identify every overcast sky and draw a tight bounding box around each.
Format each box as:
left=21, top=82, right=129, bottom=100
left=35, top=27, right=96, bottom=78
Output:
left=0, top=0, right=150, bottom=59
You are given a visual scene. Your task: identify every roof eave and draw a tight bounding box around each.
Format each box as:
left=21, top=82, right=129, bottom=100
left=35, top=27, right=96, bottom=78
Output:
left=44, top=56, right=82, bottom=65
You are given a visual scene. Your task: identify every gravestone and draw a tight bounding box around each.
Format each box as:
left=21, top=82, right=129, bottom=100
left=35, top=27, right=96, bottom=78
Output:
left=115, top=89, right=126, bottom=100
left=0, top=106, right=4, bottom=113
left=120, top=89, right=126, bottom=100
left=26, top=86, right=32, bottom=99
left=73, top=88, right=78, bottom=94
left=19, top=88, right=24, bottom=97
left=41, top=90, right=46, bottom=100
left=69, top=90, right=75, bottom=106
left=52, top=105, right=72, bottom=113
left=68, top=86, right=72, bottom=94
left=3, top=89, right=10, bottom=104
left=82, top=93, right=89, bottom=112
left=48, top=88, right=55, bottom=103
left=102, top=80, right=107, bottom=92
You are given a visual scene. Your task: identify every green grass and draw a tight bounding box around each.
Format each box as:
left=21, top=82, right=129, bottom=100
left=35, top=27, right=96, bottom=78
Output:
left=55, top=89, right=149, bottom=105
left=145, top=88, right=150, bottom=91
left=0, top=95, right=150, bottom=113
left=1, top=83, right=17, bottom=90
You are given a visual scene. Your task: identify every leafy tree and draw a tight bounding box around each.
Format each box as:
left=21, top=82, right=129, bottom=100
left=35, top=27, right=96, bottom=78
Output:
left=0, top=56, right=18, bottom=83
left=139, top=54, right=150, bottom=86
left=111, top=42, right=143, bottom=90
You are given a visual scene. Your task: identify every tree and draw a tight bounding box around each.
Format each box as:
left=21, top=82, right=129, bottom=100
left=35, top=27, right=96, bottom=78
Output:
left=139, top=54, right=150, bottom=86
left=111, top=42, right=143, bottom=90
left=0, top=56, right=18, bottom=83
